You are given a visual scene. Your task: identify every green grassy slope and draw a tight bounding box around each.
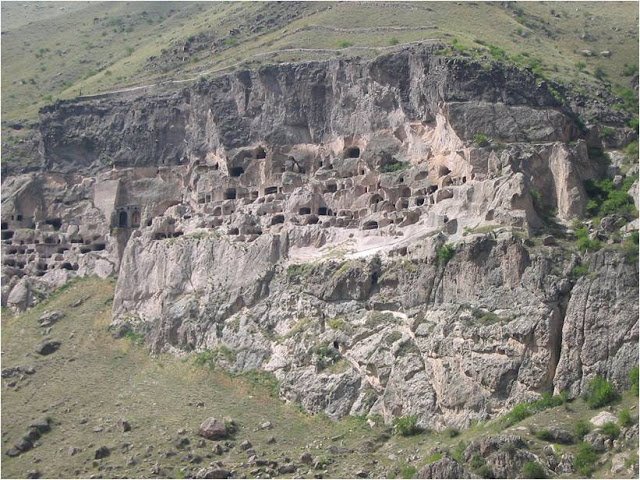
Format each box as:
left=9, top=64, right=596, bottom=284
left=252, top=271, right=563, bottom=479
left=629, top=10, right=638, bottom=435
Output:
left=1, top=1, right=637, bottom=123
left=1, top=278, right=637, bottom=479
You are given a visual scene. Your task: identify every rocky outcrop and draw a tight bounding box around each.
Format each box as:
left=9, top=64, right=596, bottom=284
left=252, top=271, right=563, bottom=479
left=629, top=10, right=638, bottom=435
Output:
left=2, top=44, right=638, bottom=430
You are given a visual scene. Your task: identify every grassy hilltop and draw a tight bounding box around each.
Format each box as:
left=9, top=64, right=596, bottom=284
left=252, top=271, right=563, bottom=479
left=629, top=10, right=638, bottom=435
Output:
left=1, top=1, right=638, bottom=123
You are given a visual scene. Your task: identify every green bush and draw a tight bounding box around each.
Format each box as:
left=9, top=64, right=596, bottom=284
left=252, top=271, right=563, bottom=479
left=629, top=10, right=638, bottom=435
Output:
left=393, top=415, right=421, bottom=436
left=503, top=393, right=566, bottom=427
left=535, top=429, right=553, bottom=441
left=618, top=408, right=633, bottom=427
left=389, top=37, right=400, bottom=46
left=337, top=40, right=353, bottom=48
left=436, top=244, right=456, bottom=265
left=381, top=160, right=409, bottom=173
left=575, top=226, right=601, bottom=253
left=473, top=133, right=490, bottom=147
left=601, top=421, right=620, bottom=439
left=575, top=419, right=592, bottom=439
left=399, top=465, right=417, bottom=479
left=570, top=263, right=589, bottom=279
left=622, top=63, right=638, bottom=76
left=624, top=232, right=640, bottom=263
left=470, top=454, right=486, bottom=470
left=625, top=141, right=639, bottom=161
left=575, top=442, right=598, bottom=477
left=630, top=366, right=639, bottom=396
left=123, top=330, right=145, bottom=345
left=476, top=465, right=494, bottom=479
left=584, top=376, right=619, bottom=408
left=522, top=461, right=546, bottom=479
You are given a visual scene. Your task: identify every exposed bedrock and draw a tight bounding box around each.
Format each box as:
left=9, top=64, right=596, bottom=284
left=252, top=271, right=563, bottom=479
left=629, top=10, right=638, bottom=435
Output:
left=112, top=228, right=638, bottom=430
left=2, top=44, right=637, bottom=429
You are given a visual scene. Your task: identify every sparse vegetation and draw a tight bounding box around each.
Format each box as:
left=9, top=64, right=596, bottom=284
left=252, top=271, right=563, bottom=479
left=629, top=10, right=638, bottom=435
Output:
left=618, top=408, right=633, bottom=427
left=502, top=392, right=567, bottom=427
left=381, top=160, right=409, bottom=173
left=630, top=366, right=639, bottom=396
left=337, top=40, right=353, bottom=49
left=574, top=442, right=598, bottom=477
left=574, top=226, right=602, bottom=253
left=436, top=243, right=456, bottom=265
left=574, top=419, right=592, bottom=439
left=473, top=133, right=490, bottom=147
left=123, top=330, right=145, bottom=345
left=393, top=415, right=421, bottom=436
left=583, top=375, right=619, bottom=409
left=521, top=461, right=546, bottom=479
left=601, top=421, right=620, bottom=439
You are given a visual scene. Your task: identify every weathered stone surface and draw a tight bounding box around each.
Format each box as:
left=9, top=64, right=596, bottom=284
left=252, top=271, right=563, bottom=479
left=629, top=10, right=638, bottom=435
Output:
left=417, top=457, right=469, bottom=479
left=38, top=310, right=64, bottom=327
left=198, top=418, right=228, bottom=440
left=589, top=411, right=619, bottom=427
left=1, top=43, right=637, bottom=434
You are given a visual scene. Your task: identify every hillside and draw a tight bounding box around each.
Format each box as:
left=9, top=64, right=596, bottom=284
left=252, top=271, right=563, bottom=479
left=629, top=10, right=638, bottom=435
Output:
left=1, top=1, right=638, bottom=123
left=1, top=3, right=638, bottom=479
left=2, top=277, right=638, bottom=479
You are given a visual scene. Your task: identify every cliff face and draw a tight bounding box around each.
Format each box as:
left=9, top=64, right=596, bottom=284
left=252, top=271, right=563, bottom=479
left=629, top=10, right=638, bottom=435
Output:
left=2, top=44, right=637, bottom=429
left=38, top=45, right=572, bottom=174
left=112, top=226, right=637, bottom=429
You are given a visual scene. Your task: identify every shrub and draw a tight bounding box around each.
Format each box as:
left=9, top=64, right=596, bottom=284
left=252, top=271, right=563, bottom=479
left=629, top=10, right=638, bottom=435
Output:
left=389, top=37, right=400, bottom=46
left=576, top=61, right=587, bottom=71
left=381, top=160, right=409, bottom=173
left=630, top=366, right=639, bottom=396
left=575, top=419, right=592, bottom=439
left=583, top=376, right=619, bottom=408
left=444, top=427, right=460, bottom=438
left=623, top=232, right=639, bottom=263
left=535, top=429, right=553, bottom=441
left=123, top=330, right=145, bottom=345
left=393, top=415, right=421, bottom=436
left=601, top=421, right=620, bottom=439
left=622, top=63, right=638, bottom=76
left=618, top=408, right=633, bottom=427
left=594, top=67, right=607, bottom=80
left=337, top=40, right=353, bottom=48
left=436, top=244, right=456, bottom=265
left=522, top=461, right=546, bottom=479
left=624, top=141, right=639, bottom=162
left=575, top=226, right=601, bottom=253
left=470, top=454, right=486, bottom=470
left=570, top=263, right=589, bottom=279
left=476, top=465, right=494, bottom=479
left=451, top=441, right=466, bottom=463
left=575, top=442, right=598, bottom=477
left=425, top=452, right=443, bottom=464
left=399, top=465, right=417, bottom=479
left=473, top=133, right=490, bottom=147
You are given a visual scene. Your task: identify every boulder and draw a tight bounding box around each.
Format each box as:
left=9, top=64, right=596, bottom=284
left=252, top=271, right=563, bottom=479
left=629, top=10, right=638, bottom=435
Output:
left=38, top=310, right=64, bottom=327
left=198, top=417, right=228, bottom=440
left=94, top=446, right=110, bottom=459
left=35, top=340, right=61, bottom=355
left=590, top=411, right=618, bottom=427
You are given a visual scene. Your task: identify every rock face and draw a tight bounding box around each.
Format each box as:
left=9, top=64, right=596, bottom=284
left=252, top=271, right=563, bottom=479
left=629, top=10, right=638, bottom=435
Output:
left=1, top=44, right=638, bottom=429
